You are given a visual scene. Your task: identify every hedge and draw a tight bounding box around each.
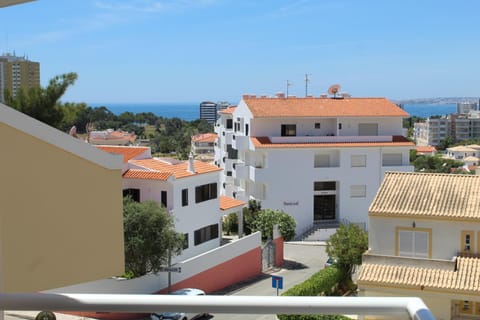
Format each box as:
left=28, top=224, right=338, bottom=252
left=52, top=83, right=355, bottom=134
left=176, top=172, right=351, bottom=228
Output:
left=277, top=266, right=351, bottom=320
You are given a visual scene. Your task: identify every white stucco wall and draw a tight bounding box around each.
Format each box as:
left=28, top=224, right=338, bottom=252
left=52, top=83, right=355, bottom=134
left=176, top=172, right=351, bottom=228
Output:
left=369, top=216, right=480, bottom=259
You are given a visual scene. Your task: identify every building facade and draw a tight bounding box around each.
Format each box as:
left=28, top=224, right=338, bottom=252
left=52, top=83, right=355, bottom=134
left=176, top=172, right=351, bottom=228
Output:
left=414, top=111, right=480, bottom=146
left=96, top=146, right=245, bottom=262
left=214, top=94, right=414, bottom=235
left=0, top=103, right=124, bottom=292
left=358, top=172, right=480, bottom=320
left=199, top=101, right=230, bottom=124
left=0, top=53, right=40, bottom=103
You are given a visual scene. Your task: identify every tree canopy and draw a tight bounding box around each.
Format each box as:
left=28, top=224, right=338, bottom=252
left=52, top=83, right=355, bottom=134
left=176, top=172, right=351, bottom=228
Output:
left=326, top=223, right=368, bottom=286
left=251, top=208, right=296, bottom=241
left=123, top=197, right=184, bottom=277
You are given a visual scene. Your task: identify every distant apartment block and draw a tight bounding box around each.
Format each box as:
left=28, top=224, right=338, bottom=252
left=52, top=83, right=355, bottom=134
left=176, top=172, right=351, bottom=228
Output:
left=89, top=129, right=136, bottom=146
left=415, top=111, right=480, bottom=146
left=199, top=101, right=230, bottom=124
left=0, top=53, right=40, bottom=103
left=457, top=101, right=478, bottom=114
left=191, top=132, right=217, bottom=162
left=214, top=94, right=414, bottom=235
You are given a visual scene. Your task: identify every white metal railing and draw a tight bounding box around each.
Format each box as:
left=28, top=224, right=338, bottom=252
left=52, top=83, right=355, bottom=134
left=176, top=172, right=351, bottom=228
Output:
left=0, top=293, right=435, bottom=319
left=270, top=135, right=393, bottom=144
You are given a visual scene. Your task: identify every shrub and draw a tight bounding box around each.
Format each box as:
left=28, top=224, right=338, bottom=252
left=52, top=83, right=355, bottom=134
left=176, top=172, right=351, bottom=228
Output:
left=278, top=267, right=350, bottom=320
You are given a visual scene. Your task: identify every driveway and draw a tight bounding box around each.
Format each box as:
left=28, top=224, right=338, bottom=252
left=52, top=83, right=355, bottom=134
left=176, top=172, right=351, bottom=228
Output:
left=211, top=241, right=329, bottom=320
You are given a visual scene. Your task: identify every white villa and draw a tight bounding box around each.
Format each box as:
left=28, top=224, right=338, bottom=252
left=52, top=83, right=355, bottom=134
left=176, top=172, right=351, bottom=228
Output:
left=96, top=146, right=245, bottom=262
left=214, top=94, right=414, bottom=236
left=358, top=172, right=480, bottom=320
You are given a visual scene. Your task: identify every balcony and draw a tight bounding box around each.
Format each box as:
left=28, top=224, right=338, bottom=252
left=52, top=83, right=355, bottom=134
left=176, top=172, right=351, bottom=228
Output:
left=225, top=131, right=234, bottom=144
left=232, top=135, right=250, bottom=150
left=269, top=135, right=395, bottom=144
left=0, top=293, right=435, bottom=319
left=233, top=164, right=249, bottom=180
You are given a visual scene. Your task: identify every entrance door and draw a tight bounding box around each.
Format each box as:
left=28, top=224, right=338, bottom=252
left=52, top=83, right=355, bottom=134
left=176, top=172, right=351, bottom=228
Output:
left=314, top=195, right=336, bottom=220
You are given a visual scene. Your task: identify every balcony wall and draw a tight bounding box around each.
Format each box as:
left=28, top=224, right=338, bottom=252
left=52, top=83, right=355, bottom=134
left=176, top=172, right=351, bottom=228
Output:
left=233, top=135, right=250, bottom=150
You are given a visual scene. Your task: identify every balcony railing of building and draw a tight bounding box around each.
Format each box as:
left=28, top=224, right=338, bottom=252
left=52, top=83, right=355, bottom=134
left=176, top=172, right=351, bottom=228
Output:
left=0, top=293, right=435, bottom=320
left=270, top=135, right=397, bottom=144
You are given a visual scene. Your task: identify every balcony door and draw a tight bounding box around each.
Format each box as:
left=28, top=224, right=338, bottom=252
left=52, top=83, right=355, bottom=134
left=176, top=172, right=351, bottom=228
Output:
left=313, top=181, right=337, bottom=221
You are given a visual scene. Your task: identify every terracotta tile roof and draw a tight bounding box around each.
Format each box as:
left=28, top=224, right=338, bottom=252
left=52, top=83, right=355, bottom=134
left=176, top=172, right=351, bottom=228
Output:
left=123, top=169, right=171, bottom=181
left=369, top=172, right=480, bottom=220
left=416, top=146, right=436, bottom=153
left=192, top=133, right=218, bottom=143
left=243, top=96, right=409, bottom=118
left=358, top=256, right=480, bottom=294
left=447, top=146, right=477, bottom=152
left=251, top=136, right=414, bottom=149
left=464, top=156, right=479, bottom=162
left=219, top=196, right=246, bottom=211
left=219, top=106, right=236, bottom=114
left=96, top=146, right=149, bottom=163
left=130, top=158, right=222, bottom=179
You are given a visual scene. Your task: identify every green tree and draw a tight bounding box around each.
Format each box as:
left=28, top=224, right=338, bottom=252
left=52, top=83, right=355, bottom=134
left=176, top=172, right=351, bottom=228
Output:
left=326, top=223, right=368, bottom=288
left=413, top=154, right=463, bottom=173
left=123, top=197, right=184, bottom=277
left=5, top=72, right=77, bottom=128
left=251, top=209, right=296, bottom=241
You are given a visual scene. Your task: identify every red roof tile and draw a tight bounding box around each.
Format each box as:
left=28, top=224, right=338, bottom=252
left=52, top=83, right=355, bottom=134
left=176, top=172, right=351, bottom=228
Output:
left=192, top=133, right=218, bottom=143
left=123, top=169, right=171, bottom=181
left=220, top=196, right=246, bottom=211
left=243, top=97, right=409, bottom=118
left=130, top=158, right=222, bottom=179
left=96, top=146, right=149, bottom=163
left=219, top=106, right=236, bottom=114
left=251, top=136, right=414, bottom=149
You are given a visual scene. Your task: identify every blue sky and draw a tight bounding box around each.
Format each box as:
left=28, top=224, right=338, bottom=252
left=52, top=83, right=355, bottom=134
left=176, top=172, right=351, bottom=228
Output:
left=1, top=0, right=479, bottom=104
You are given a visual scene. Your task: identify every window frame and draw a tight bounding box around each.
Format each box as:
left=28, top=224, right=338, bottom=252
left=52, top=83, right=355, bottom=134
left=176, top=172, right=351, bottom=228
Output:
left=182, top=188, right=188, bottom=207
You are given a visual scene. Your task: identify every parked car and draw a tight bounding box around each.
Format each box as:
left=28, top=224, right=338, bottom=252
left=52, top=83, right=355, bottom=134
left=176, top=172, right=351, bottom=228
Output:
left=150, top=288, right=208, bottom=320
left=324, top=257, right=337, bottom=268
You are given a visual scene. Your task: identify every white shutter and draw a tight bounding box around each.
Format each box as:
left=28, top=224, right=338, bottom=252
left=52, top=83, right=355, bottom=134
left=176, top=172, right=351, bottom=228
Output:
left=382, top=153, right=402, bottom=166
left=314, top=154, right=330, bottom=168
left=398, top=230, right=413, bottom=257
left=351, top=155, right=366, bottom=167
left=359, top=123, right=378, bottom=136
left=414, top=232, right=429, bottom=258
left=350, top=185, right=366, bottom=198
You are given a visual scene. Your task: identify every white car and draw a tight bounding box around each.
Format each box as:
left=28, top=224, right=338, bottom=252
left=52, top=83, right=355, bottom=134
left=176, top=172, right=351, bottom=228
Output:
left=150, top=288, right=208, bottom=320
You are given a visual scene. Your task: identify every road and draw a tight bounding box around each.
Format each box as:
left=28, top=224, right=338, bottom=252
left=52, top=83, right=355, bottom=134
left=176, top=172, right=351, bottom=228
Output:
left=211, top=242, right=328, bottom=320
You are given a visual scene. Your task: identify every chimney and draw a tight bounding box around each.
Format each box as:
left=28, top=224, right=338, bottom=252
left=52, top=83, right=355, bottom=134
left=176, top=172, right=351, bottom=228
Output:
left=275, top=92, right=285, bottom=99
left=187, top=152, right=195, bottom=173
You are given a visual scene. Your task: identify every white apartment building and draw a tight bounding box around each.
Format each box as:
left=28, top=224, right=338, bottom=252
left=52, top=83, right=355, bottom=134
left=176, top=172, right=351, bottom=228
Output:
left=96, top=146, right=245, bottom=262
left=214, top=94, right=414, bottom=235
left=358, top=172, right=480, bottom=319
left=415, top=111, right=480, bottom=146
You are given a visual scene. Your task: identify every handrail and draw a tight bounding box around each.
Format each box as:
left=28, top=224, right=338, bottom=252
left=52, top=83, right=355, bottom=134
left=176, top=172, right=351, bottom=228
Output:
left=0, top=293, right=435, bottom=319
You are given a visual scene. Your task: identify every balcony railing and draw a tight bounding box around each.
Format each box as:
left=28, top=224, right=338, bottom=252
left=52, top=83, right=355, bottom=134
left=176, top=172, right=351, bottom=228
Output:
left=0, top=293, right=435, bottom=319
left=270, top=135, right=394, bottom=144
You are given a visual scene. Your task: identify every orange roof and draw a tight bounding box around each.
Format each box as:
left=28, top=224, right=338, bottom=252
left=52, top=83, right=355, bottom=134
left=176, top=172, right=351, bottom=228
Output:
left=251, top=136, right=414, bottom=149
left=220, top=196, right=246, bottom=211
left=96, top=146, right=149, bottom=163
left=219, top=106, right=236, bottom=114
left=192, top=133, right=218, bottom=143
left=243, top=96, right=409, bottom=118
left=130, top=158, right=222, bottom=179
left=123, top=169, right=171, bottom=181
left=416, top=146, right=436, bottom=153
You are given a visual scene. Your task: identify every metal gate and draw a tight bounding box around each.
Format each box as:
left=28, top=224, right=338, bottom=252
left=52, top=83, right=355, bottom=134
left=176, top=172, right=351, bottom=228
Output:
left=262, top=240, right=276, bottom=271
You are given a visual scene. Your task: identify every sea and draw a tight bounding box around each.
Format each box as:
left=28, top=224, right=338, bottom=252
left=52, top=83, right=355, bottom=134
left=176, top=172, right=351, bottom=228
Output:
left=89, top=102, right=458, bottom=121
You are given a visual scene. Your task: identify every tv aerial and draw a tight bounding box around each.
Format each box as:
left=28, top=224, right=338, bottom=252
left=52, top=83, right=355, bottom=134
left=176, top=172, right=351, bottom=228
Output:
left=327, top=84, right=341, bottom=98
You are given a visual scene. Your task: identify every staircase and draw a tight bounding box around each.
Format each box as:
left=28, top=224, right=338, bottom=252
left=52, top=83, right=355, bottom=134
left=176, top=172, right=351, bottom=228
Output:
left=296, top=221, right=340, bottom=242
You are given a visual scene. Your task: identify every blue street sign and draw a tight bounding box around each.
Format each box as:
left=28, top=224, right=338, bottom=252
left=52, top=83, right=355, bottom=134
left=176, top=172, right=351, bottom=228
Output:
left=272, top=275, right=283, bottom=290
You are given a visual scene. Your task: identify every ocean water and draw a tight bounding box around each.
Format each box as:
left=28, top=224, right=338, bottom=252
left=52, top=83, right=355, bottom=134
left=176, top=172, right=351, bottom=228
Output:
left=89, top=102, right=457, bottom=121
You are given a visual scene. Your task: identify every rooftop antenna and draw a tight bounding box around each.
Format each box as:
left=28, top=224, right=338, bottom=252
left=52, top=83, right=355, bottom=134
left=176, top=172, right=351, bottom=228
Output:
left=328, top=84, right=341, bottom=98
left=305, top=74, right=311, bottom=97
left=286, top=80, right=292, bottom=98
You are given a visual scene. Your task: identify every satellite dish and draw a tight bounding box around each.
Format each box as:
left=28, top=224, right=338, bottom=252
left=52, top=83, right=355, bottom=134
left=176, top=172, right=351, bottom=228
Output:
left=328, top=84, right=341, bottom=98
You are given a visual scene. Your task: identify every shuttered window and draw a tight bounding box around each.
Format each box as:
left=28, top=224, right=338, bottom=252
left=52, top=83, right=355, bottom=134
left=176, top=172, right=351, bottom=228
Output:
left=351, top=155, right=366, bottom=167
left=382, top=153, right=402, bottom=166
left=314, top=154, right=330, bottom=168
left=359, top=123, right=378, bottom=136
left=350, top=185, right=366, bottom=198
left=398, top=230, right=429, bottom=258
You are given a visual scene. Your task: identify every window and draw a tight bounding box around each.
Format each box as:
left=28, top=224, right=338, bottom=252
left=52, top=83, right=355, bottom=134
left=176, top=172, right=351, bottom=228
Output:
left=226, top=119, right=233, bottom=129
left=281, top=124, right=296, bottom=136
left=461, top=231, right=474, bottom=252
left=123, top=188, right=140, bottom=202
left=350, top=185, right=366, bottom=198
left=194, top=224, right=219, bottom=245
left=226, top=171, right=232, bottom=176
left=382, top=153, right=403, bottom=166
left=227, top=144, right=238, bottom=159
left=315, top=123, right=321, bottom=129
left=397, top=228, right=431, bottom=258
left=161, top=191, right=167, bottom=208
left=351, top=155, right=367, bottom=167
left=182, top=188, right=188, bottom=207
left=314, top=181, right=336, bottom=191
left=183, top=233, right=189, bottom=250
left=314, top=154, right=330, bottom=168
left=195, top=183, right=218, bottom=203
left=358, top=123, right=379, bottom=136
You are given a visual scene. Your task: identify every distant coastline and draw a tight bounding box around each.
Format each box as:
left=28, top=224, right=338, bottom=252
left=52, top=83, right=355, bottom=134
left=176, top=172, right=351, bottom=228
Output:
left=89, top=100, right=464, bottom=121
left=394, top=97, right=479, bottom=105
